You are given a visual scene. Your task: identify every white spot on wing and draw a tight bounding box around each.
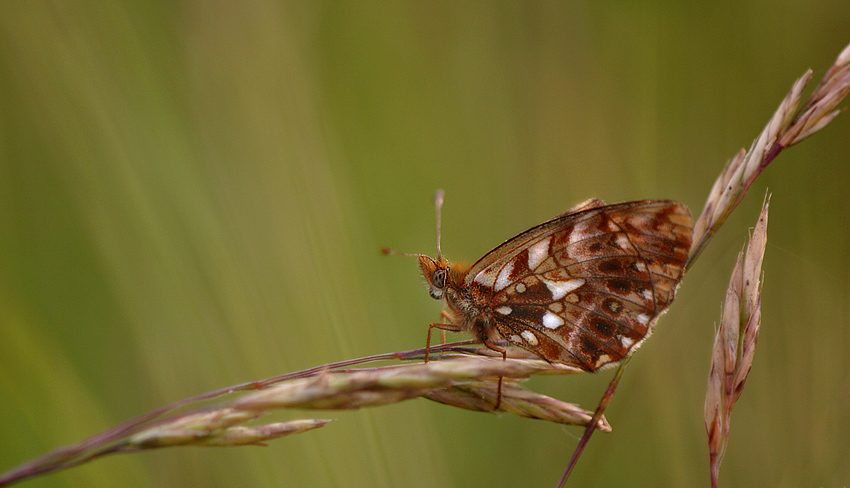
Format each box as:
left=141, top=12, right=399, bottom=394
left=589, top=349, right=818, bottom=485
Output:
left=515, top=283, right=526, bottom=293
left=642, top=289, right=653, bottom=300
left=637, top=313, right=650, bottom=325
left=594, top=354, right=612, bottom=367
left=527, top=237, right=550, bottom=270
left=540, top=277, right=585, bottom=300
left=474, top=270, right=495, bottom=287
left=510, top=334, right=523, bottom=344
left=620, top=336, right=634, bottom=349
left=495, top=306, right=512, bottom=315
left=542, top=311, right=565, bottom=329
left=521, top=330, right=539, bottom=346
left=494, top=261, right=515, bottom=291
left=569, top=222, right=591, bottom=245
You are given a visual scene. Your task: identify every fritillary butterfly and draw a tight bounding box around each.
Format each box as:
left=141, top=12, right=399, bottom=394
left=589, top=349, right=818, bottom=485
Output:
left=411, top=193, right=693, bottom=372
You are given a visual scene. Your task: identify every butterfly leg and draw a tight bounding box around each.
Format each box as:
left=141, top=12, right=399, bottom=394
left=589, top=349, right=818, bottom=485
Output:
left=482, top=339, right=507, bottom=410
left=438, top=310, right=454, bottom=344
left=426, top=320, right=462, bottom=363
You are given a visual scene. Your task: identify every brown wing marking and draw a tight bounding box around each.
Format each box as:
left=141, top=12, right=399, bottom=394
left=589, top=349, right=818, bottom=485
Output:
left=484, top=200, right=693, bottom=369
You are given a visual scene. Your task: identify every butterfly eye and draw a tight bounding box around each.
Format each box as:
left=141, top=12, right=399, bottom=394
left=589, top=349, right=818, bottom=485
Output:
left=428, top=268, right=446, bottom=300
left=432, top=269, right=446, bottom=289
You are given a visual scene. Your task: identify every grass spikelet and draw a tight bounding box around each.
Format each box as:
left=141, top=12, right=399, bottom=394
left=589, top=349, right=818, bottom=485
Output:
left=704, top=197, right=768, bottom=488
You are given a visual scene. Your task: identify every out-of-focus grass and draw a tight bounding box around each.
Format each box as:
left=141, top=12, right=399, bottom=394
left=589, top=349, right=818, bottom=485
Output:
left=1, top=2, right=848, bottom=487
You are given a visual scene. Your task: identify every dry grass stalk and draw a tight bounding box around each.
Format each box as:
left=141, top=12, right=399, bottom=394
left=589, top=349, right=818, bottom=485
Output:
left=704, top=198, right=768, bottom=488
left=688, top=42, right=850, bottom=269
left=236, top=355, right=588, bottom=414
left=129, top=416, right=333, bottom=449
left=0, top=411, right=333, bottom=485
left=426, top=381, right=611, bottom=431
left=0, top=350, right=601, bottom=487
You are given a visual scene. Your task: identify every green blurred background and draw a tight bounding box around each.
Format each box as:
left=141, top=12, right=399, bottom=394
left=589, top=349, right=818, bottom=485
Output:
left=1, top=2, right=848, bottom=487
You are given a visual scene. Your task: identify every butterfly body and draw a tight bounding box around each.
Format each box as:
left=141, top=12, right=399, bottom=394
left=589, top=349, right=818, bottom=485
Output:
left=418, top=256, right=498, bottom=344
left=418, top=199, right=693, bottom=371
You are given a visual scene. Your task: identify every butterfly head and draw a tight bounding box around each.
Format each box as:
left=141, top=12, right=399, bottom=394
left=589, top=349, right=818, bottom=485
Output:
left=418, top=254, right=472, bottom=302
left=418, top=254, right=449, bottom=299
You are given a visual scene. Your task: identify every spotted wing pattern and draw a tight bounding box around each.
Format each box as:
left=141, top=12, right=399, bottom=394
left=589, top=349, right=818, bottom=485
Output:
left=465, top=199, right=693, bottom=371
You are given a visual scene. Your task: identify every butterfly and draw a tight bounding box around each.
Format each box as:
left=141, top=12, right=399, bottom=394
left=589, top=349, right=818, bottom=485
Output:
left=408, top=193, right=693, bottom=372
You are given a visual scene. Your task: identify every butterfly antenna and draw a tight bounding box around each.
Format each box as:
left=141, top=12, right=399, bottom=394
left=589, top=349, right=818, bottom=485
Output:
left=434, top=189, right=445, bottom=259
left=380, top=190, right=445, bottom=259
left=380, top=247, right=424, bottom=258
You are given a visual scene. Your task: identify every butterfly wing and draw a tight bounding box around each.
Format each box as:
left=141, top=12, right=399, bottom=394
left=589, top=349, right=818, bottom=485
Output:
left=464, top=200, right=693, bottom=370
